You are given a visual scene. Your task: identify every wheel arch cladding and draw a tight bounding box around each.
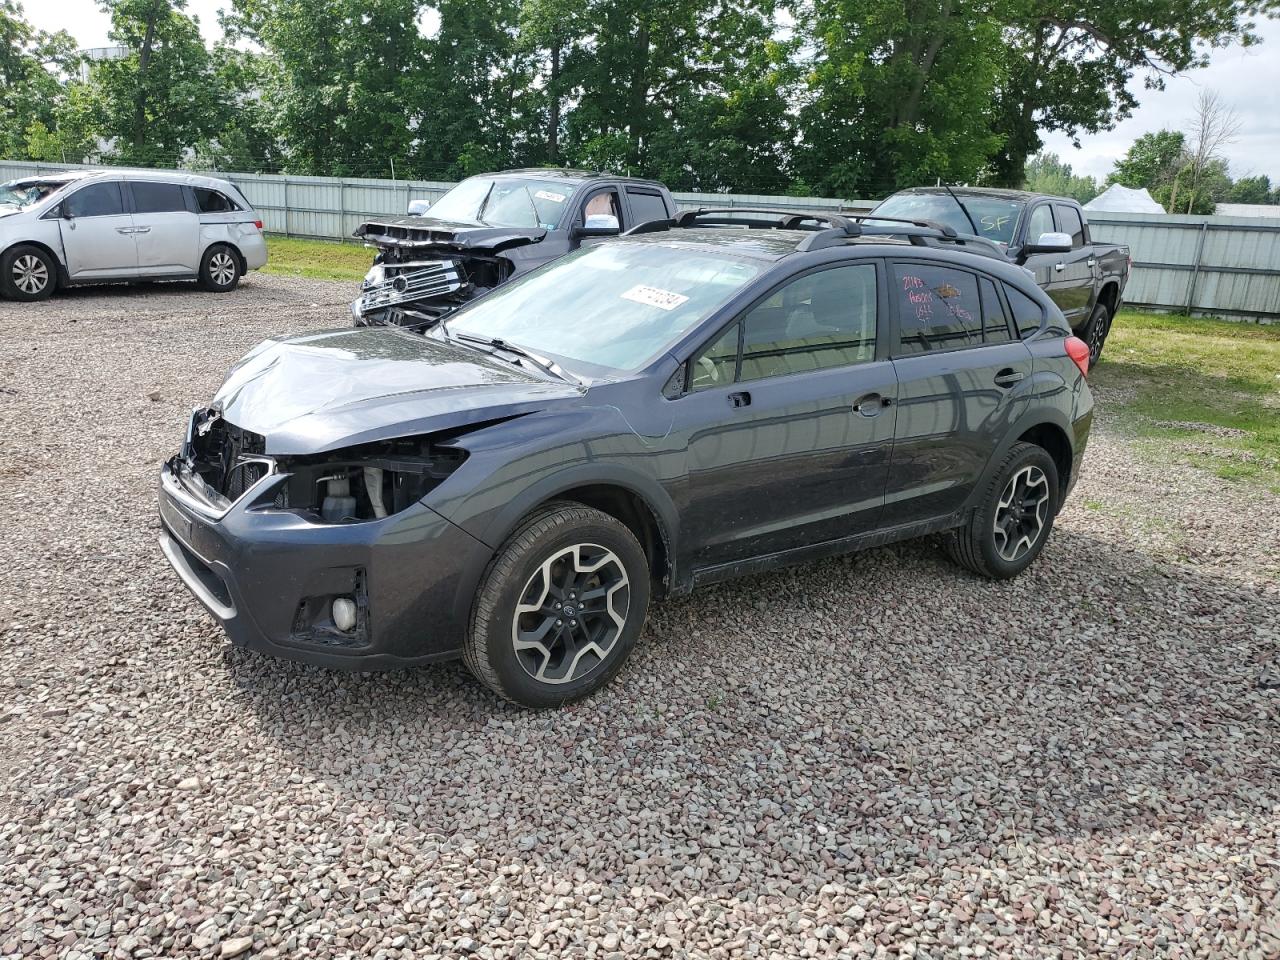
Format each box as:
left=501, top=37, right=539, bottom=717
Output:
left=1017, top=422, right=1072, bottom=504
left=4, top=240, right=64, bottom=285
left=549, top=483, right=672, bottom=596
left=1097, top=281, right=1119, bottom=315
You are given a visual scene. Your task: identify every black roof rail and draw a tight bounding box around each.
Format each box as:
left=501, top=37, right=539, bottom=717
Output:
left=619, top=206, right=1004, bottom=259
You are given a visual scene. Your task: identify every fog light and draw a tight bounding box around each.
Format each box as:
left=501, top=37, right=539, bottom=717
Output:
left=331, top=597, right=357, bottom=632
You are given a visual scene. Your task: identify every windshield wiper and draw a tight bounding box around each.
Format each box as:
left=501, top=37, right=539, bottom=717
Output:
left=451, top=331, right=582, bottom=385
left=943, top=184, right=981, bottom=236
left=474, top=181, right=496, bottom=225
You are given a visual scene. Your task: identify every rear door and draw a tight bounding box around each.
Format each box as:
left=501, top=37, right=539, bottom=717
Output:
left=885, top=260, right=1033, bottom=523
left=672, top=261, right=897, bottom=568
left=54, top=180, right=138, bottom=279
left=126, top=180, right=200, bottom=275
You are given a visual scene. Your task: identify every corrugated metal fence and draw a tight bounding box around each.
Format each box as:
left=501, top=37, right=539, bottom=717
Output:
left=4, top=159, right=1277, bottom=320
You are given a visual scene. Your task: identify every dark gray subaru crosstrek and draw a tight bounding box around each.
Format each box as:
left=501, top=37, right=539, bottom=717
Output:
left=159, top=209, right=1094, bottom=707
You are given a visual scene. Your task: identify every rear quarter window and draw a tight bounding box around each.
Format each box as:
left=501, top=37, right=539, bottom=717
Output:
left=195, top=187, right=241, bottom=213
left=1005, top=284, right=1044, bottom=338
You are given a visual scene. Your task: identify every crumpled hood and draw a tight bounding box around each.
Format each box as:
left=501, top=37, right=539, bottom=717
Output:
left=212, top=327, right=581, bottom=455
left=352, top=215, right=545, bottom=252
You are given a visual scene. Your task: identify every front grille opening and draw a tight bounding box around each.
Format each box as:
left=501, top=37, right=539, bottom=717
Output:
left=186, top=412, right=271, bottom=504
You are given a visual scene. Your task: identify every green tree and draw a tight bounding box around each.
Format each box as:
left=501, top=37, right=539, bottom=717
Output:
left=795, top=0, right=1006, bottom=198
left=1228, top=174, right=1272, bottom=204
left=77, top=0, right=229, bottom=165
left=1022, top=152, right=1098, bottom=202
left=989, top=0, right=1279, bottom=185
left=1108, top=130, right=1187, bottom=191
left=0, top=1, right=78, bottom=160
left=229, top=0, right=429, bottom=176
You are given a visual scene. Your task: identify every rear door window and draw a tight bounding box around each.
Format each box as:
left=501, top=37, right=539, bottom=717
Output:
left=892, top=263, right=982, bottom=354
left=979, top=278, right=1012, bottom=343
left=130, top=181, right=187, bottom=214
left=65, top=181, right=125, bottom=218
left=626, top=189, right=669, bottom=226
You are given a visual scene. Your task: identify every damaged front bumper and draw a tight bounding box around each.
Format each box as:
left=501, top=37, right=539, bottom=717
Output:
left=157, top=458, right=493, bottom=669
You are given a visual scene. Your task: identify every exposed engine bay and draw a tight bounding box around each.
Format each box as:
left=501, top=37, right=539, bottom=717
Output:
left=171, top=408, right=467, bottom=522
left=350, top=217, right=547, bottom=327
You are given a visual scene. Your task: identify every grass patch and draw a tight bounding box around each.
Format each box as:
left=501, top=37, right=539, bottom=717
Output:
left=261, top=236, right=371, bottom=282
left=1094, top=311, right=1280, bottom=492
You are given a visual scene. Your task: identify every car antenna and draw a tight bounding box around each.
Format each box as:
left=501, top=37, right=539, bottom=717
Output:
left=943, top=183, right=981, bottom=237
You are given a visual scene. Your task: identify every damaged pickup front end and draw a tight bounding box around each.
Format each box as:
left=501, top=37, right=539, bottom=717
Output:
left=350, top=219, right=548, bottom=326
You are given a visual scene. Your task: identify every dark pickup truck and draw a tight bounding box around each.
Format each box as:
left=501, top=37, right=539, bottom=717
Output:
left=351, top=168, right=678, bottom=326
left=872, top=187, right=1130, bottom=366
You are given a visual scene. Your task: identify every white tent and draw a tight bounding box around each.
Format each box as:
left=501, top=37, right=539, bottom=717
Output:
left=1084, top=184, right=1166, bottom=214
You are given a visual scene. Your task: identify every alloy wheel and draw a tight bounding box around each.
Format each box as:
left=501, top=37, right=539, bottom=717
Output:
left=12, top=254, right=48, bottom=295
left=1088, top=314, right=1107, bottom=363
left=511, top=542, right=630, bottom=684
left=992, top=465, right=1050, bottom=562
left=209, top=252, right=237, bottom=287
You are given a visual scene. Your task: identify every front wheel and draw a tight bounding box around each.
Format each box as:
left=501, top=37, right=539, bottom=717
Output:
left=198, top=244, right=242, bottom=292
left=464, top=503, right=651, bottom=707
left=1, top=244, right=57, bottom=301
left=1081, top=302, right=1112, bottom=369
left=943, top=442, right=1060, bottom=580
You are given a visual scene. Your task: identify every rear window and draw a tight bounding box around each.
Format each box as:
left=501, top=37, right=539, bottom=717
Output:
left=627, top=189, right=669, bottom=226
left=893, top=263, right=982, bottom=354
left=131, top=181, right=187, bottom=214
left=195, top=187, right=240, bottom=213
left=1006, top=285, right=1044, bottom=338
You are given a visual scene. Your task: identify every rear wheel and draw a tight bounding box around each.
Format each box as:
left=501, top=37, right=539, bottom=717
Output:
left=1081, top=302, right=1112, bottom=369
left=1, top=244, right=56, bottom=301
left=198, top=244, right=242, bottom=292
left=944, top=442, right=1059, bottom=580
left=464, top=503, right=651, bottom=707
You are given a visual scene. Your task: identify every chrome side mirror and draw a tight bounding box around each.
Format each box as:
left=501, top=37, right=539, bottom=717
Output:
left=578, top=213, right=620, bottom=236
left=1025, top=231, right=1072, bottom=254
left=407, top=199, right=431, bottom=216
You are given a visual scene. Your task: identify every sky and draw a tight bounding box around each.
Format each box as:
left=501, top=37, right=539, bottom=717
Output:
left=23, top=1, right=1280, bottom=186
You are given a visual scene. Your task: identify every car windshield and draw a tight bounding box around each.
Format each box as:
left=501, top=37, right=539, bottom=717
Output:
left=444, top=241, right=762, bottom=375
left=0, top=178, right=72, bottom=207
left=871, top=192, right=1025, bottom=246
left=421, top=176, right=575, bottom=229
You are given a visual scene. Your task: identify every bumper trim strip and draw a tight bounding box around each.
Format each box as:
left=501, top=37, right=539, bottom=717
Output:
left=159, top=533, right=236, bottom=620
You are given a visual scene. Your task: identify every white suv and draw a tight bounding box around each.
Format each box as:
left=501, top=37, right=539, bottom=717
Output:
left=0, top=169, right=268, bottom=301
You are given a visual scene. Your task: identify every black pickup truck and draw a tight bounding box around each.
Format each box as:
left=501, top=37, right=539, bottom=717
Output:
left=872, top=187, right=1130, bottom=366
left=351, top=168, right=678, bottom=326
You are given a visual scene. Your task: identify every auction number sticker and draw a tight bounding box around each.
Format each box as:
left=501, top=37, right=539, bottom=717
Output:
left=621, top=285, right=689, bottom=311
left=534, top=190, right=566, bottom=203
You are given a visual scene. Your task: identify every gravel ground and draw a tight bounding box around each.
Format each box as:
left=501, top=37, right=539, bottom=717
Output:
left=1, top=275, right=1277, bottom=959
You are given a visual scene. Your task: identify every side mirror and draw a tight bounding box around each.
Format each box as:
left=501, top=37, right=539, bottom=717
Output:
left=575, top=213, right=620, bottom=238
left=407, top=199, right=431, bottom=216
left=1022, top=231, right=1071, bottom=256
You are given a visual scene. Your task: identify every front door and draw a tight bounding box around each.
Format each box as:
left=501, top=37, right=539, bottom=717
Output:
left=672, top=262, right=897, bottom=568
left=1050, top=203, right=1094, bottom=327
left=886, top=260, right=1033, bottom=522
left=1020, top=200, right=1075, bottom=319
left=55, top=181, right=138, bottom=279
left=127, top=180, right=200, bottom=275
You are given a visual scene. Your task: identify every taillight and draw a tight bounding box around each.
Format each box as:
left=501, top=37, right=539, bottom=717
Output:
left=1064, top=336, right=1090, bottom=378
left=253, top=219, right=263, bottom=230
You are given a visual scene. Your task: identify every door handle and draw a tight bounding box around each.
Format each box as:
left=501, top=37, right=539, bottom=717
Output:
left=1087, top=258, right=1097, bottom=268
left=727, top=391, right=751, bottom=408
left=994, top=369, right=1025, bottom=388
left=116, top=227, right=134, bottom=234
left=133, top=226, right=151, bottom=234
left=1054, top=262, right=1065, bottom=272
left=852, top=393, right=893, bottom=416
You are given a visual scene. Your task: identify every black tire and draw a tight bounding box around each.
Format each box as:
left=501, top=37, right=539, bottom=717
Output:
left=1080, top=302, right=1111, bottom=369
left=943, top=442, right=1060, bottom=580
left=1, top=244, right=57, bottom=301
left=198, top=244, right=242, bottom=292
left=463, top=502, right=650, bottom=707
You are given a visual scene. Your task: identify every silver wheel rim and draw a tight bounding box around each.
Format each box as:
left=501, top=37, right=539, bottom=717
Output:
left=993, top=465, right=1050, bottom=562
left=209, top=252, right=236, bottom=286
left=1088, top=315, right=1107, bottom=362
left=511, top=542, right=630, bottom=685
left=12, top=254, right=48, bottom=294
